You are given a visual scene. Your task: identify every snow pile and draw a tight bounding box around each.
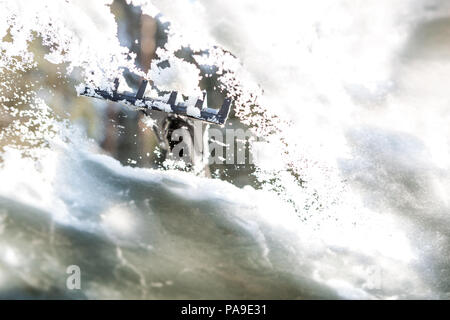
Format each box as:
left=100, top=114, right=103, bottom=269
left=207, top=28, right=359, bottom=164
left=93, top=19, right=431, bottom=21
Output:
left=0, top=0, right=143, bottom=89
left=149, top=54, right=201, bottom=97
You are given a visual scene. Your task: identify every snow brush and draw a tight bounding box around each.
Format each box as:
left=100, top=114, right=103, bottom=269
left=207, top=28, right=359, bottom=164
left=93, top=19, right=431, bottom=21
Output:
left=80, top=79, right=232, bottom=126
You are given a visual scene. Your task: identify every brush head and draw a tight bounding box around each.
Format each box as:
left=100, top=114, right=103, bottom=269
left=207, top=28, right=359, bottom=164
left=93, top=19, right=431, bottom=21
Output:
left=80, top=79, right=231, bottom=126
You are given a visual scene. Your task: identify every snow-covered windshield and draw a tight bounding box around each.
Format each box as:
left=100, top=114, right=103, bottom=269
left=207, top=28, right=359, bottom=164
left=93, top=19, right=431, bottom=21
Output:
left=0, top=0, right=449, bottom=299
